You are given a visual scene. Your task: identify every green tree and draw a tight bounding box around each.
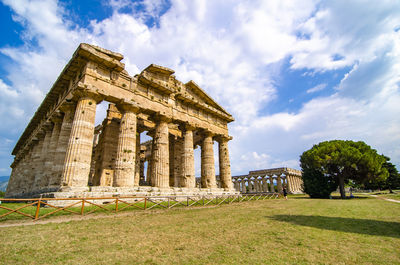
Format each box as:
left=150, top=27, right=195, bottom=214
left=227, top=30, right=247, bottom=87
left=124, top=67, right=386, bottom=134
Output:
left=383, top=157, right=400, bottom=192
left=300, top=140, right=388, bottom=199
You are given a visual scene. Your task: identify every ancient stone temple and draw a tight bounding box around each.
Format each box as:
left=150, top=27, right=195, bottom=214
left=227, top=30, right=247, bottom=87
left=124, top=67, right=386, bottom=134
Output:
left=232, top=168, right=303, bottom=194
left=6, top=43, right=237, bottom=198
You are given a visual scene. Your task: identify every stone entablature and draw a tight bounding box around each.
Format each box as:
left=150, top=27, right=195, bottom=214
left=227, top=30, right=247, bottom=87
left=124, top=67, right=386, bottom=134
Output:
left=232, top=167, right=303, bottom=194
left=6, top=44, right=236, bottom=198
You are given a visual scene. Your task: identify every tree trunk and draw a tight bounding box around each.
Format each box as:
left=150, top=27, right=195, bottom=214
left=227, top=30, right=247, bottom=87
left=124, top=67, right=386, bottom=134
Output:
left=339, top=175, right=346, bottom=199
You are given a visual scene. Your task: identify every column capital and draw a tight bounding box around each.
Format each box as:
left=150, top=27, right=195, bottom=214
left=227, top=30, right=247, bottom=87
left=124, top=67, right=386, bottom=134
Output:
left=59, top=102, right=76, bottom=113
left=201, top=129, right=215, bottom=138
left=179, top=122, right=196, bottom=132
left=42, top=121, right=53, bottom=131
left=50, top=112, right=63, bottom=124
left=72, top=87, right=103, bottom=103
left=116, top=101, right=140, bottom=113
left=214, top=134, right=233, bottom=143
left=152, top=113, right=172, bottom=123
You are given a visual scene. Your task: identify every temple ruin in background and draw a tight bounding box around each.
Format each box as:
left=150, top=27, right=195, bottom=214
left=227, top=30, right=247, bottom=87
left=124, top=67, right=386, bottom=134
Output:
left=6, top=43, right=237, bottom=198
left=232, top=168, right=303, bottom=194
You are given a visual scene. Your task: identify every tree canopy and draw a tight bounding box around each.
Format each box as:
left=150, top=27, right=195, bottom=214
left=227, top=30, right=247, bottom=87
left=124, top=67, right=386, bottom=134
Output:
left=300, top=140, right=388, bottom=199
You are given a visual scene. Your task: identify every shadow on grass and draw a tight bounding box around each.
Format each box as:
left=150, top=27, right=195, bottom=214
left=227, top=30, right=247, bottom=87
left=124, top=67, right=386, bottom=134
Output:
left=289, top=196, right=369, bottom=200
left=268, top=215, right=400, bottom=238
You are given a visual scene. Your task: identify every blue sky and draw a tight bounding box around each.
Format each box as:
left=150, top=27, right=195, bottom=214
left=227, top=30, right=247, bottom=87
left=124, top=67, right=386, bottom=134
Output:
left=0, top=0, right=399, bottom=177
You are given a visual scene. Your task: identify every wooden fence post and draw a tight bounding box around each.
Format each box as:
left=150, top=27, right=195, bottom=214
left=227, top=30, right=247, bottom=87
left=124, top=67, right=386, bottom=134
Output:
left=81, top=199, right=85, bottom=215
left=115, top=198, right=119, bottom=212
left=34, top=199, right=41, bottom=220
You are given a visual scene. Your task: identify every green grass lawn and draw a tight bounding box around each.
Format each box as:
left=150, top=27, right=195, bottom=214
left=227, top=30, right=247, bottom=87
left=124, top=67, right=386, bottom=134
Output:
left=0, top=195, right=399, bottom=264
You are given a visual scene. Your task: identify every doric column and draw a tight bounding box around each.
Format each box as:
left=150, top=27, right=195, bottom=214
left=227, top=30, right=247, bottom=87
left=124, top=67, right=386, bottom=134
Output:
left=294, top=176, right=298, bottom=192
left=151, top=116, right=170, bottom=188
left=234, top=181, right=239, bottom=191
left=31, top=132, right=45, bottom=191
left=287, top=174, right=293, bottom=193
left=181, top=125, right=195, bottom=188
left=32, top=124, right=52, bottom=191
left=269, top=175, right=274, bottom=192
left=25, top=141, right=38, bottom=192
left=241, top=179, right=247, bottom=193
left=277, top=174, right=283, bottom=193
left=216, top=136, right=233, bottom=190
left=298, top=177, right=303, bottom=192
left=201, top=132, right=217, bottom=188
left=262, top=177, right=268, bottom=192
left=10, top=155, right=23, bottom=194
left=291, top=176, right=295, bottom=192
left=50, top=103, right=75, bottom=188
left=43, top=117, right=62, bottom=188
left=169, top=135, right=175, bottom=187
left=173, top=136, right=183, bottom=187
left=61, top=93, right=99, bottom=187
left=134, top=130, right=141, bottom=186
left=113, top=104, right=138, bottom=187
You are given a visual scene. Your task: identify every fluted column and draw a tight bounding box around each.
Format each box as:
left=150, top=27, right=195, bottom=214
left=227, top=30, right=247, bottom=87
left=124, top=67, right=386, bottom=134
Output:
left=173, top=137, right=183, bottom=187
left=10, top=156, right=23, bottom=194
left=151, top=116, right=170, bottom=188
left=216, top=136, right=233, bottom=190
left=269, top=175, right=274, bottom=192
left=134, top=131, right=141, bottom=186
left=169, top=135, right=175, bottom=187
left=61, top=94, right=99, bottom=188
left=113, top=104, right=138, bottom=187
left=43, top=117, right=62, bottom=188
left=277, top=175, right=283, bottom=193
left=262, top=177, right=268, bottom=192
left=201, top=132, right=216, bottom=188
left=31, top=132, right=45, bottom=191
left=21, top=150, right=33, bottom=193
left=241, top=179, right=247, bottom=193
left=254, top=179, right=259, bottom=192
left=181, top=125, right=195, bottom=188
left=32, top=124, right=52, bottom=191
left=49, top=104, right=74, bottom=188
left=287, top=174, right=293, bottom=193
left=234, top=181, right=238, bottom=191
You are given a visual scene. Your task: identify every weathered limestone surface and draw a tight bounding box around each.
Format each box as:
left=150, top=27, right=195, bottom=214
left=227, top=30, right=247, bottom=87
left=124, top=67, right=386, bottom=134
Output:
left=218, top=137, right=234, bottom=190
left=61, top=95, right=98, bottom=188
left=181, top=127, right=195, bottom=188
left=173, top=137, right=183, bottom=187
left=201, top=133, right=216, bottom=189
left=35, top=126, right=52, bottom=190
left=113, top=105, right=138, bottom=187
left=50, top=103, right=75, bottom=188
left=151, top=118, right=169, bottom=188
left=7, top=43, right=238, bottom=199
left=43, top=119, right=62, bottom=188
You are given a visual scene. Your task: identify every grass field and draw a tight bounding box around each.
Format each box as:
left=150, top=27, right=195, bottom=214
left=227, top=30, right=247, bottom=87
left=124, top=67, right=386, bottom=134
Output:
left=1, top=195, right=399, bottom=264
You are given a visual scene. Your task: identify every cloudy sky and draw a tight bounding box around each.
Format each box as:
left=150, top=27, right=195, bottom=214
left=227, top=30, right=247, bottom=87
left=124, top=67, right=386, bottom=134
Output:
left=0, top=0, right=399, bottom=177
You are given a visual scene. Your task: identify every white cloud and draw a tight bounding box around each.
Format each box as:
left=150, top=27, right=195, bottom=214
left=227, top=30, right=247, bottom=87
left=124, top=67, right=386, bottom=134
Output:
left=0, top=0, right=400, bottom=176
left=307, top=83, right=327, bottom=94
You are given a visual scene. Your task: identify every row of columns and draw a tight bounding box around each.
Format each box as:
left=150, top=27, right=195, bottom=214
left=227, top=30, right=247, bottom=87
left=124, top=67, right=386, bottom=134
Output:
left=232, top=174, right=303, bottom=193
left=8, top=92, right=234, bottom=195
